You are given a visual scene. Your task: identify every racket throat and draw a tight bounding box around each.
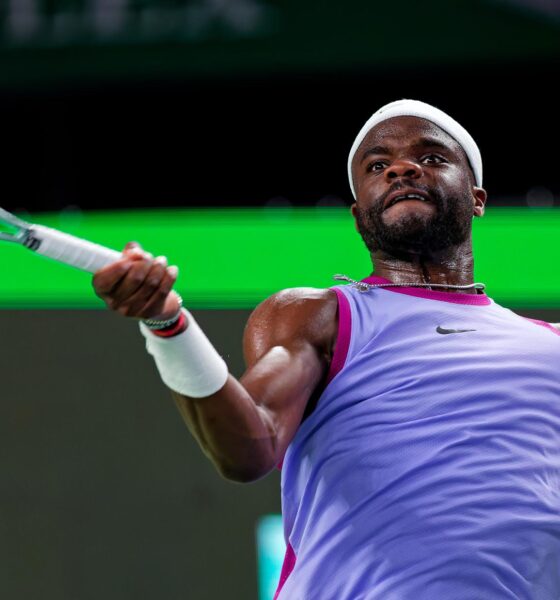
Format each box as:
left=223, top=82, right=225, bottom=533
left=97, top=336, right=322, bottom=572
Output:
left=22, top=230, right=42, bottom=251
left=0, top=226, right=41, bottom=250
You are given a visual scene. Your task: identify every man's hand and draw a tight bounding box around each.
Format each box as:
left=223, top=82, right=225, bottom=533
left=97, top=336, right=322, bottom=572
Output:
left=92, top=241, right=180, bottom=321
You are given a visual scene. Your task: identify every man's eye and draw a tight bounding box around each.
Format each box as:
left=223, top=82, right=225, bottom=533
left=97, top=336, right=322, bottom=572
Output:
left=422, top=154, right=445, bottom=164
left=367, top=161, right=386, bottom=172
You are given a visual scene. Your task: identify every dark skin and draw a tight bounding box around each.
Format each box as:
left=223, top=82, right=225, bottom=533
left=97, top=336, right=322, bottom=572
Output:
left=92, top=115, right=558, bottom=483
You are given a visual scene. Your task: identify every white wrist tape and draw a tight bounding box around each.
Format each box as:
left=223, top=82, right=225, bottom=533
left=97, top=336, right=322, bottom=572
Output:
left=138, top=308, right=229, bottom=398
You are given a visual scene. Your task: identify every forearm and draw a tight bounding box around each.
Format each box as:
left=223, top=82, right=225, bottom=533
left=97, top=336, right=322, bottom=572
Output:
left=138, top=306, right=320, bottom=483
left=171, top=376, right=278, bottom=482
left=140, top=310, right=277, bottom=481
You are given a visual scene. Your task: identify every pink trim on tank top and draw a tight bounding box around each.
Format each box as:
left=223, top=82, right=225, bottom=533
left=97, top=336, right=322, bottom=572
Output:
left=521, top=316, right=560, bottom=336
left=325, top=287, right=352, bottom=384
left=273, top=542, right=297, bottom=600
left=360, top=274, right=492, bottom=305
left=275, top=287, right=352, bottom=472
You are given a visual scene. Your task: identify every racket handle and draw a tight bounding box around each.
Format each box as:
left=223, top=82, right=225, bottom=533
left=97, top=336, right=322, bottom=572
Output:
left=28, top=224, right=123, bottom=273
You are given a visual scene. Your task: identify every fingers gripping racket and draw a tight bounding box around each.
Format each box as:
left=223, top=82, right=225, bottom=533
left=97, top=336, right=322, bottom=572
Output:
left=0, top=207, right=123, bottom=273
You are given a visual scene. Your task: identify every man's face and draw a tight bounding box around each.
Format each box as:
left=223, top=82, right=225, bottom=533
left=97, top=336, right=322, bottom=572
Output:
left=350, top=116, right=485, bottom=258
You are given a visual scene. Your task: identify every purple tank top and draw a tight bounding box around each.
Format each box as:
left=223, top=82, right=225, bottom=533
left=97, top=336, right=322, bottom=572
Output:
left=274, top=274, right=560, bottom=600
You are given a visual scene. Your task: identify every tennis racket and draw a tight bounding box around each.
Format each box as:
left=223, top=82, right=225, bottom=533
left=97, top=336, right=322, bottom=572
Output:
left=0, top=206, right=124, bottom=273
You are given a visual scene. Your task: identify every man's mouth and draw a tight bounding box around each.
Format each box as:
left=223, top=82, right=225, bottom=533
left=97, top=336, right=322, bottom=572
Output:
left=384, top=191, right=432, bottom=211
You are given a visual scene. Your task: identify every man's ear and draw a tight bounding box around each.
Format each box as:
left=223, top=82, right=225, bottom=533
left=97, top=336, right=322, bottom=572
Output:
left=350, top=203, right=360, bottom=232
left=472, top=187, right=487, bottom=218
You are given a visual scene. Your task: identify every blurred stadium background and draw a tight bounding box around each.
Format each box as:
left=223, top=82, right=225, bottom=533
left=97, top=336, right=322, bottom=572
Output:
left=0, top=1, right=559, bottom=598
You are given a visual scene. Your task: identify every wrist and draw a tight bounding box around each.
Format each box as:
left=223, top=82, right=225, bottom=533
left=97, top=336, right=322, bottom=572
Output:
left=138, top=308, right=229, bottom=398
left=142, top=293, right=183, bottom=330
left=150, top=309, right=188, bottom=338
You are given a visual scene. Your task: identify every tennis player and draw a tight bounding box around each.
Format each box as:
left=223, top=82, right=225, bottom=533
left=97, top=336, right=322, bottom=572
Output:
left=93, top=99, right=560, bottom=599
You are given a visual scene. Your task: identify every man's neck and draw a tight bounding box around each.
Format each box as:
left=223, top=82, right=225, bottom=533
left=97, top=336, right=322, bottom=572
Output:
left=370, top=247, right=478, bottom=295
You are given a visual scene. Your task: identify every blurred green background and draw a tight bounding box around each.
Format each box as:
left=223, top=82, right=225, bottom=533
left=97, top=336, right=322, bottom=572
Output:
left=2, top=206, right=560, bottom=309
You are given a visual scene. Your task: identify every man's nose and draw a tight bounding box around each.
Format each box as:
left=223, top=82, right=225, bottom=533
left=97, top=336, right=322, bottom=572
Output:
left=386, top=159, right=422, bottom=180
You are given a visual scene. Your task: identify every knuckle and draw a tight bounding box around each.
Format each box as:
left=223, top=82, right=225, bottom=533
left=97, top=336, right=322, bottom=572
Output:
left=145, top=276, right=160, bottom=290
left=97, top=285, right=114, bottom=297
left=129, top=271, right=146, bottom=286
left=117, top=304, right=131, bottom=317
left=92, top=277, right=106, bottom=293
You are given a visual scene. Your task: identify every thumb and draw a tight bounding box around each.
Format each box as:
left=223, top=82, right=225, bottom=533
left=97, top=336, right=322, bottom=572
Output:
left=122, top=241, right=153, bottom=260
left=124, top=241, right=142, bottom=252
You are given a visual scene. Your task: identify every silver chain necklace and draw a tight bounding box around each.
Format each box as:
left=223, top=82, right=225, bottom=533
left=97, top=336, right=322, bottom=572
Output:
left=333, top=274, right=486, bottom=293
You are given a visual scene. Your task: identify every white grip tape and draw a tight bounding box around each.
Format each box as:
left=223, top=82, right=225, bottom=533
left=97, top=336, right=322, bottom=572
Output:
left=30, top=224, right=123, bottom=273
left=139, top=308, right=229, bottom=398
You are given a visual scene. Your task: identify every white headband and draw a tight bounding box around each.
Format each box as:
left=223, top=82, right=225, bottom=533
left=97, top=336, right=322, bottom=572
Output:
left=347, top=99, right=483, bottom=199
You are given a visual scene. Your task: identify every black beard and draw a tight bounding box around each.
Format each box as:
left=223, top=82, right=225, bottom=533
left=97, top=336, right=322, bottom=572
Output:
left=354, top=187, right=473, bottom=259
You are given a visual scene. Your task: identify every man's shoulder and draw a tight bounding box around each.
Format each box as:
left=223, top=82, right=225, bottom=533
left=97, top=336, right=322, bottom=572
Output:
left=267, top=286, right=338, bottom=305
left=259, top=287, right=339, bottom=324
left=247, top=287, right=339, bottom=353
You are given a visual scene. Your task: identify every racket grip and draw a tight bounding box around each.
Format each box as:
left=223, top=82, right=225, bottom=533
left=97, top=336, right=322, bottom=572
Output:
left=28, top=224, right=123, bottom=273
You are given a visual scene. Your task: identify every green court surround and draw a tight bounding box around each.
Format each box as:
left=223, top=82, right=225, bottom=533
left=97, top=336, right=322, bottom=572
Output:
left=2, top=207, right=559, bottom=309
